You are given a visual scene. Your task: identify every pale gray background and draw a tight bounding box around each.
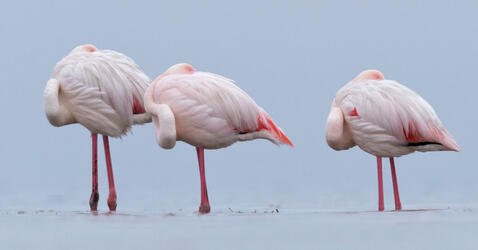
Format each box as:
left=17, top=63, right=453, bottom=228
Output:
left=0, top=0, right=477, bottom=249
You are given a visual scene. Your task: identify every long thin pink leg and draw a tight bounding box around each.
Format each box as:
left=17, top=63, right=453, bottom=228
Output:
left=196, top=147, right=210, bottom=214
left=377, top=157, right=384, bottom=211
left=389, top=157, right=402, bottom=210
left=89, top=133, right=99, bottom=211
left=103, top=136, right=117, bottom=211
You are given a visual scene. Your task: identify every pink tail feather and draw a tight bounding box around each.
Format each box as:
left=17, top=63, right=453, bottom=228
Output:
left=257, top=114, right=294, bottom=147
left=429, top=125, right=460, bottom=152
left=438, top=131, right=460, bottom=152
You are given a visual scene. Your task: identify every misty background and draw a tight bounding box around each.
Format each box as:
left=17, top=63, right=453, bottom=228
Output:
left=0, top=0, right=476, bottom=214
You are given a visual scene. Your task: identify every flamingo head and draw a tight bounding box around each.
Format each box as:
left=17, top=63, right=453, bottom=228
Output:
left=70, top=44, right=98, bottom=54
left=352, top=69, right=385, bottom=82
left=153, top=63, right=196, bottom=84
left=166, top=63, right=196, bottom=75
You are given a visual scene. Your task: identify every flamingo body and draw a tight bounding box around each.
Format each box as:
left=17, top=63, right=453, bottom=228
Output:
left=45, top=44, right=151, bottom=137
left=327, top=70, right=459, bottom=157
left=145, top=63, right=292, bottom=150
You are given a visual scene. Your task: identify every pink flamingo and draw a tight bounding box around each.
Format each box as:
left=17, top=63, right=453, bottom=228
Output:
left=326, top=70, right=459, bottom=211
left=44, top=44, right=151, bottom=211
left=144, top=63, right=293, bottom=214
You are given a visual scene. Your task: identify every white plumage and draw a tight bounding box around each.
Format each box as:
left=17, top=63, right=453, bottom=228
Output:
left=327, top=71, right=459, bottom=157
left=45, top=44, right=151, bottom=137
left=145, top=63, right=292, bottom=149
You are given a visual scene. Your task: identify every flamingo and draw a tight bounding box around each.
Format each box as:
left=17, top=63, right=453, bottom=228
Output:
left=326, top=70, right=460, bottom=211
left=44, top=44, right=151, bottom=211
left=144, top=63, right=293, bottom=214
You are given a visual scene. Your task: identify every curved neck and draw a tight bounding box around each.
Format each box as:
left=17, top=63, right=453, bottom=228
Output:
left=44, top=79, right=75, bottom=126
left=150, top=104, right=177, bottom=149
left=325, top=100, right=355, bottom=150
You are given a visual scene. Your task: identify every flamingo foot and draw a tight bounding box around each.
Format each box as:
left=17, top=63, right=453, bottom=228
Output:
left=107, top=191, right=117, bottom=211
left=89, top=192, right=99, bottom=211
left=199, top=203, right=211, bottom=214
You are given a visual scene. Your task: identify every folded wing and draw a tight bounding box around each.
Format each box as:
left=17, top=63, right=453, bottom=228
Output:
left=336, top=80, right=459, bottom=152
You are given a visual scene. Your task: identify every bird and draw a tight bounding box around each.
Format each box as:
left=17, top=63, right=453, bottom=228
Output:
left=326, top=70, right=459, bottom=211
left=44, top=44, right=151, bottom=212
left=144, top=63, right=293, bottom=214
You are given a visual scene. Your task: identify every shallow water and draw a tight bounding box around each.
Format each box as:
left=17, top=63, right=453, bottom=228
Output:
left=2, top=205, right=477, bottom=250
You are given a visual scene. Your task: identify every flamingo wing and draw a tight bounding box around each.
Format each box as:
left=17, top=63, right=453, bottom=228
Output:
left=336, top=79, right=459, bottom=156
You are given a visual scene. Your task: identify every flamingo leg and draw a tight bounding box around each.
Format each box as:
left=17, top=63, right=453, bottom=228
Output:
left=377, top=157, right=384, bottom=211
left=89, top=133, right=99, bottom=211
left=196, top=147, right=210, bottom=214
left=103, top=136, right=117, bottom=211
left=389, top=157, right=402, bottom=210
